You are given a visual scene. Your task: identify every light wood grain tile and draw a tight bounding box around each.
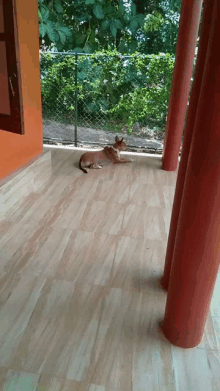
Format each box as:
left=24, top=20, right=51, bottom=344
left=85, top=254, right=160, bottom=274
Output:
left=93, top=177, right=130, bottom=204
left=132, top=292, right=175, bottom=391
left=200, top=314, right=219, bottom=351
left=0, top=274, right=46, bottom=367
left=171, top=347, right=220, bottom=391
left=0, top=367, right=8, bottom=390
left=37, top=375, right=89, bottom=391
left=210, top=273, right=220, bottom=318
left=1, top=148, right=220, bottom=390
left=47, top=230, right=94, bottom=281
left=128, top=182, right=165, bottom=207
left=212, top=377, right=220, bottom=391
left=1, top=369, right=39, bottom=391
left=122, top=204, right=167, bottom=240
left=212, top=317, right=220, bottom=352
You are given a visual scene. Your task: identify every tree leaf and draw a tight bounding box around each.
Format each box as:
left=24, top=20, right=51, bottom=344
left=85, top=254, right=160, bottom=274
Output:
left=101, top=20, right=109, bottom=30
left=59, top=26, right=72, bottom=37
left=58, top=30, right=66, bottom=45
left=73, top=47, right=84, bottom=52
left=115, top=19, right=123, bottom=29
left=119, top=1, right=126, bottom=13
left=41, top=6, right=50, bottom=21
left=54, top=0, right=63, bottom=13
left=85, top=0, right=95, bottom=4
left=131, top=3, right=136, bottom=16
left=46, top=21, right=56, bottom=42
left=130, top=19, right=138, bottom=33
left=110, top=21, right=117, bottom=37
left=93, top=4, right=105, bottom=19
left=75, top=34, right=87, bottom=44
left=83, top=44, right=93, bottom=53
left=39, top=23, right=46, bottom=38
left=38, top=9, right=42, bottom=23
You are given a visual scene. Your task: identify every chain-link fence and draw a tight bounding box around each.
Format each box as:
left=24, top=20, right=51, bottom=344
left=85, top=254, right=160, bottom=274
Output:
left=40, top=51, right=175, bottom=152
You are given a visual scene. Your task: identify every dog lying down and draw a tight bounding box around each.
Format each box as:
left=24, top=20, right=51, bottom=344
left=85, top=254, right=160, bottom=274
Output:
left=79, top=136, right=133, bottom=174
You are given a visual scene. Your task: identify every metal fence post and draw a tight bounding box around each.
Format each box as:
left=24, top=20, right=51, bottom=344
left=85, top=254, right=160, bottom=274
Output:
left=75, top=53, right=78, bottom=147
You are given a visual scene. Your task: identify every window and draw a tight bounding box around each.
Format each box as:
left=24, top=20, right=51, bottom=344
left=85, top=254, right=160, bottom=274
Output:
left=0, top=0, right=24, bottom=134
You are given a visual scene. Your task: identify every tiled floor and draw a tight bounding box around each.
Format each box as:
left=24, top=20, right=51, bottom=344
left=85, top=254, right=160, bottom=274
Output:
left=0, top=146, right=220, bottom=391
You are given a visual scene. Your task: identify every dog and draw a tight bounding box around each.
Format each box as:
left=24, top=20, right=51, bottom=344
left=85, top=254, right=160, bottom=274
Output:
left=79, top=136, right=133, bottom=174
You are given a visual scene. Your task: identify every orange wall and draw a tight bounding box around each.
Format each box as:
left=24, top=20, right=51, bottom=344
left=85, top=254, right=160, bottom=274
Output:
left=0, top=0, right=43, bottom=180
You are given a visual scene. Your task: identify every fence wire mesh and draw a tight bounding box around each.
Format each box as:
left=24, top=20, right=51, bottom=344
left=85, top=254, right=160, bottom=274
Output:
left=40, top=51, right=174, bottom=152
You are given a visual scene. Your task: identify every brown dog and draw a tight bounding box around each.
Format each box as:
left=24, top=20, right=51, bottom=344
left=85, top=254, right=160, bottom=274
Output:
left=79, top=136, right=133, bottom=174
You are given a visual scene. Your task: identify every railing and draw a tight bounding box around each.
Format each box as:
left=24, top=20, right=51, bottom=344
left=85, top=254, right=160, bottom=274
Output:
left=40, top=51, right=174, bottom=152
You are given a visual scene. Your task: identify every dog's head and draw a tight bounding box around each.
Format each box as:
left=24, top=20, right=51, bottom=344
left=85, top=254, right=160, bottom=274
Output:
left=114, top=136, right=127, bottom=151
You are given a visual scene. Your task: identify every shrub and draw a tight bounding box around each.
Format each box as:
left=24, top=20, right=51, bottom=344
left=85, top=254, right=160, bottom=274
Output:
left=40, top=50, right=174, bottom=131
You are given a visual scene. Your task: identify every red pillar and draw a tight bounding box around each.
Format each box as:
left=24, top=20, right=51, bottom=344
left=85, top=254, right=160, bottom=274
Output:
left=162, top=0, right=203, bottom=171
left=162, top=0, right=220, bottom=348
left=161, top=0, right=215, bottom=291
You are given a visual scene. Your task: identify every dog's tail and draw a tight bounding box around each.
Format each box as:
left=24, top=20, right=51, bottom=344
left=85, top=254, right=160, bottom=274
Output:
left=79, top=156, right=88, bottom=174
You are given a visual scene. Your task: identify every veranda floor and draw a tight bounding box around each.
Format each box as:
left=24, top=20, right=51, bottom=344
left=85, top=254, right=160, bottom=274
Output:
left=0, top=146, right=220, bottom=391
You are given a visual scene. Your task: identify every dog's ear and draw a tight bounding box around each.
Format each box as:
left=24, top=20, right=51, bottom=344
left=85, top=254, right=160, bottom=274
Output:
left=121, top=138, right=124, bottom=142
left=115, top=136, right=119, bottom=142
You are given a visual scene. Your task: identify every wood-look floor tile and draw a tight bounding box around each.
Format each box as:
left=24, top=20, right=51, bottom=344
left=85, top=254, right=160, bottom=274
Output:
left=200, top=313, right=219, bottom=351
left=8, top=281, right=104, bottom=378
left=2, top=148, right=220, bottom=390
left=0, top=225, right=71, bottom=283
left=0, top=179, right=35, bottom=220
left=0, top=274, right=46, bottom=367
left=0, top=223, right=35, bottom=276
left=37, top=374, right=89, bottom=391
left=99, top=203, right=125, bottom=235
left=47, top=230, right=94, bottom=281
left=128, top=182, right=165, bottom=207
left=72, top=176, right=99, bottom=200
left=93, top=178, right=130, bottom=205
left=5, top=193, right=40, bottom=224
left=79, top=200, right=125, bottom=236
left=73, top=233, right=118, bottom=286
left=107, top=236, right=166, bottom=293
left=78, top=200, right=107, bottom=232
left=9, top=278, right=77, bottom=374
left=132, top=292, right=175, bottom=391
left=88, top=385, right=105, bottom=391
left=212, top=317, right=220, bottom=351
left=53, top=197, right=88, bottom=230
left=122, top=205, right=167, bottom=240
left=0, top=367, right=8, bottom=390
left=171, top=346, right=220, bottom=391
left=88, top=386, right=121, bottom=391
left=23, top=227, right=74, bottom=276
left=109, top=236, right=142, bottom=291
left=1, top=369, right=39, bottom=391
left=121, top=204, right=147, bottom=238
left=161, top=185, right=176, bottom=210
left=111, top=160, right=136, bottom=184
left=212, top=377, right=220, bottom=390
left=130, top=157, right=156, bottom=185
left=0, top=220, right=14, bottom=246
left=210, top=273, right=220, bottom=318
left=153, top=160, right=177, bottom=186
left=139, top=239, right=167, bottom=292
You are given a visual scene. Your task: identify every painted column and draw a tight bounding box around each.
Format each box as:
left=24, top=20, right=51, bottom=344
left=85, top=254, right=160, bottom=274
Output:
left=162, top=0, right=220, bottom=348
left=162, top=0, right=203, bottom=171
left=161, top=0, right=215, bottom=291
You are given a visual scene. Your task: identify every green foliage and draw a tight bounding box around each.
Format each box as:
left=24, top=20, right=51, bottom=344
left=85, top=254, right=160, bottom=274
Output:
left=38, top=0, right=73, bottom=50
left=40, top=51, right=175, bottom=131
left=38, top=0, right=181, bottom=55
